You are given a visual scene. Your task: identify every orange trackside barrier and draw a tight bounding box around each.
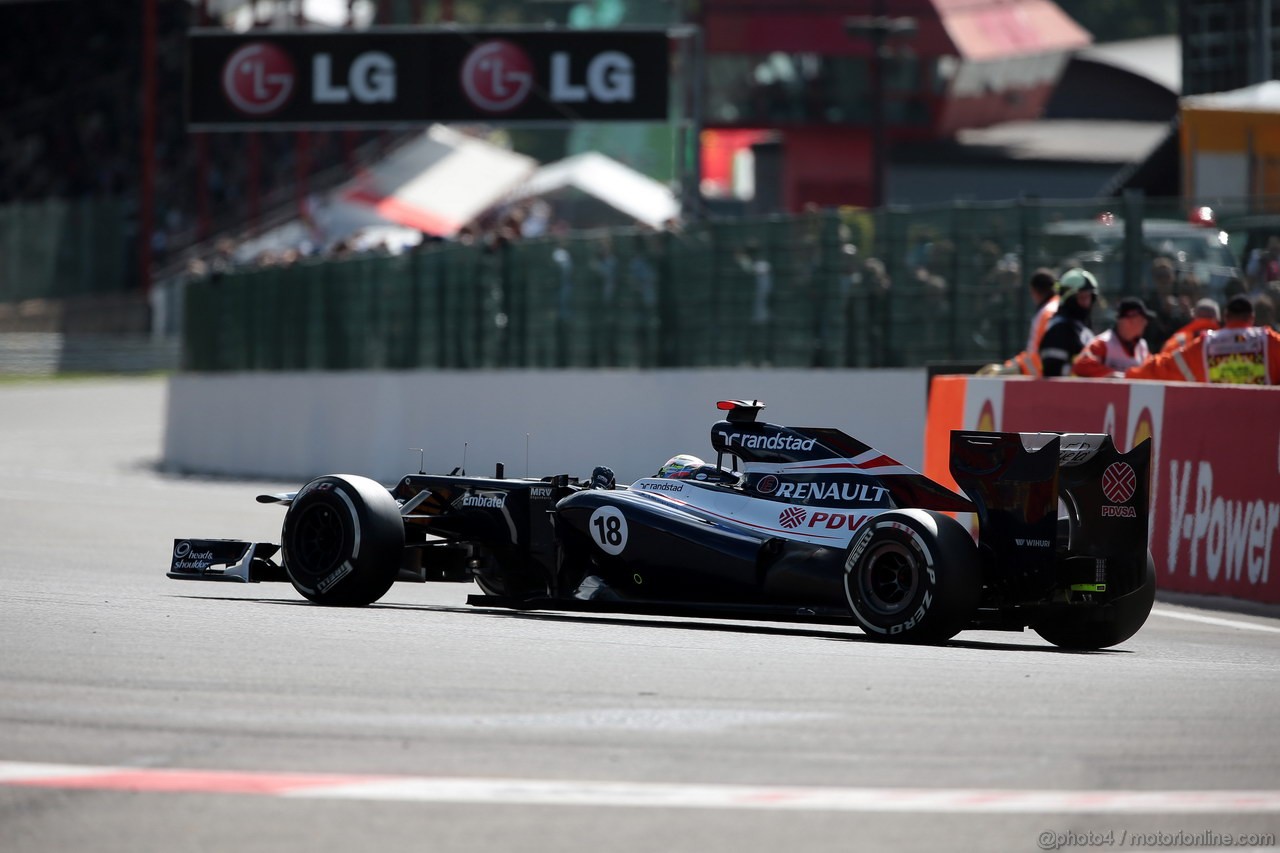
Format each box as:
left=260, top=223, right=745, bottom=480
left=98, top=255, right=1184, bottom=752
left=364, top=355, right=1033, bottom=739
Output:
left=924, top=375, right=968, bottom=498
left=923, top=374, right=1280, bottom=605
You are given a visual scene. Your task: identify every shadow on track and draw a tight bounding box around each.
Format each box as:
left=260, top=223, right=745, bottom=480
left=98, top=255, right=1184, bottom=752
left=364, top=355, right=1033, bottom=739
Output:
left=168, top=594, right=1124, bottom=655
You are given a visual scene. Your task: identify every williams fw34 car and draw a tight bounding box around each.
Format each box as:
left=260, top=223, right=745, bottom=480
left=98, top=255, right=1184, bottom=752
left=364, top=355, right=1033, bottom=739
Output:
left=169, top=400, right=1155, bottom=649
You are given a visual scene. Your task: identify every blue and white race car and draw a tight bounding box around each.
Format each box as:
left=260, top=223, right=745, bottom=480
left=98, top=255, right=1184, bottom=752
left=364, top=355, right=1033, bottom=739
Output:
left=169, top=400, right=1155, bottom=649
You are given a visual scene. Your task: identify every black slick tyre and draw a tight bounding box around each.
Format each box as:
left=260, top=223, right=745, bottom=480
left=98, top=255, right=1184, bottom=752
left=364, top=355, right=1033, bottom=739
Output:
left=281, top=475, right=404, bottom=606
left=844, top=509, right=980, bottom=644
left=1033, top=552, right=1156, bottom=650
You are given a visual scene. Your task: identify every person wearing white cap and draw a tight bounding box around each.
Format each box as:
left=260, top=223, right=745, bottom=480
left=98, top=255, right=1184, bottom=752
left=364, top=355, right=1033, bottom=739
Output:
left=1039, top=268, right=1098, bottom=376
left=1159, top=297, right=1221, bottom=355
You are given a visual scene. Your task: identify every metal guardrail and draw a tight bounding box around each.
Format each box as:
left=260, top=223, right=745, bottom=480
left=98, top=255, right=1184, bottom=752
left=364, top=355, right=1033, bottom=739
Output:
left=0, top=334, right=179, bottom=376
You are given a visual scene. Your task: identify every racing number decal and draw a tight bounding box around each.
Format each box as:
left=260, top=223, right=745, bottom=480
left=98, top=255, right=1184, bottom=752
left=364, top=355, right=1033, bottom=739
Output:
left=589, top=506, right=628, bottom=556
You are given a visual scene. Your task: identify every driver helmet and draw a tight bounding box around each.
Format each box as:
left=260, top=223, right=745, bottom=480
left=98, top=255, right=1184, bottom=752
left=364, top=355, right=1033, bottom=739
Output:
left=657, top=454, right=703, bottom=479
left=688, top=464, right=741, bottom=485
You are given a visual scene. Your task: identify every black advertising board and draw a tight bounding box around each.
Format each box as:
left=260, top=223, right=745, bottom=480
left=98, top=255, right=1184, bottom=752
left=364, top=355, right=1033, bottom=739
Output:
left=186, top=28, right=670, bottom=128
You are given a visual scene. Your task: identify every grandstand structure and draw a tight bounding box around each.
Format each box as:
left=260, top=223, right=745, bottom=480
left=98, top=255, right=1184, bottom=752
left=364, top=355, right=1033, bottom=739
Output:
left=0, top=1, right=423, bottom=304
left=0, top=1, right=1260, bottom=378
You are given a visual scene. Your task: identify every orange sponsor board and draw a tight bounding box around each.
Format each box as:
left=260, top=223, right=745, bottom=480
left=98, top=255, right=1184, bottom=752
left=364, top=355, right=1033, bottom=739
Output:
left=925, top=377, right=1279, bottom=604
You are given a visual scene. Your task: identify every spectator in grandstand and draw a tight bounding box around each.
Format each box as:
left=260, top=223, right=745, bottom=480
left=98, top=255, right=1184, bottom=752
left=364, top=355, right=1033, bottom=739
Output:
left=1143, top=257, right=1188, bottom=352
left=628, top=237, right=659, bottom=367
left=849, top=255, right=892, bottom=366
left=1072, top=297, right=1152, bottom=378
left=1256, top=292, right=1278, bottom=332
left=1025, top=267, right=1059, bottom=353
left=972, top=267, right=1058, bottom=377
left=1126, top=296, right=1280, bottom=385
left=1174, top=270, right=1205, bottom=316
left=1039, top=268, right=1098, bottom=377
left=738, top=241, right=774, bottom=365
left=1224, top=276, right=1248, bottom=301
left=1159, top=297, right=1220, bottom=355
left=1245, top=235, right=1280, bottom=294
left=589, top=237, right=620, bottom=366
left=550, top=238, right=574, bottom=366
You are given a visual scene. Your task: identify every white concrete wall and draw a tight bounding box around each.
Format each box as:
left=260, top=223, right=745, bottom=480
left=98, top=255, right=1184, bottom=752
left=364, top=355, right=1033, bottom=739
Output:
left=163, top=369, right=928, bottom=485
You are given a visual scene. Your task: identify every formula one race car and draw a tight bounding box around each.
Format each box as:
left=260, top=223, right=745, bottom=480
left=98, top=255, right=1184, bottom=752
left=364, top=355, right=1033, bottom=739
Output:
left=168, top=400, right=1155, bottom=649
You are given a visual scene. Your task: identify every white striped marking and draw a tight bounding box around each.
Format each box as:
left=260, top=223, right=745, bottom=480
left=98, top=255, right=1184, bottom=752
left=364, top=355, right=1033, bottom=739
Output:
left=1, top=761, right=1278, bottom=813
left=1150, top=608, right=1280, bottom=634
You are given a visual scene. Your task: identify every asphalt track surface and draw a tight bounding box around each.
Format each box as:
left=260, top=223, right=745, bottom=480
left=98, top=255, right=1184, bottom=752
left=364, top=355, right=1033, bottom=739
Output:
left=1, top=377, right=1278, bottom=853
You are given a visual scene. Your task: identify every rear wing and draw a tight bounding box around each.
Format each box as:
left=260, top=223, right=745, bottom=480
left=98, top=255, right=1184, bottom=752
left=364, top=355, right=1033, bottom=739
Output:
left=949, top=431, right=1151, bottom=595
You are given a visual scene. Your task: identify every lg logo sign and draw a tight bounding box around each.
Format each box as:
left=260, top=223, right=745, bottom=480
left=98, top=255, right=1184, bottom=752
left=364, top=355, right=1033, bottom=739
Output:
left=196, top=31, right=665, bottom=125
left=222, top=43, right=295, bottom=115
left=314, top=52, right=396, bottom=104
left=460, top=41, right=533, bottom=112
left=460, top=39, right=635, bottom=113
left=221, top=41, right=396, bottom=116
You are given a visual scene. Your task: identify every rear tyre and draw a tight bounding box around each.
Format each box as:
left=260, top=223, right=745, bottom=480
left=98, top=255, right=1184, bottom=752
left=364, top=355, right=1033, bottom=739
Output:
left=281, top=475, right=404, bottom=606
left=844, top=510, right=981, bottom=644
left=1033, top=552, right=1156, bottom=650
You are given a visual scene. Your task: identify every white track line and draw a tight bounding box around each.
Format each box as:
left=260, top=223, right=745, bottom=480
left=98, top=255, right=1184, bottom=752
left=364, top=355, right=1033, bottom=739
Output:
left=1, top=761, right=1279, bottom=814
left=1150, top=608, right=1280, bottom=634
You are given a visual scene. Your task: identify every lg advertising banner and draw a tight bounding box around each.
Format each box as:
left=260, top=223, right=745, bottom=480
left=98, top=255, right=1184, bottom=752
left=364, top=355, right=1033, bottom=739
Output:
left=187, top=29, right=670, bottom=129
left=926, top=377, right=1280, bottom=604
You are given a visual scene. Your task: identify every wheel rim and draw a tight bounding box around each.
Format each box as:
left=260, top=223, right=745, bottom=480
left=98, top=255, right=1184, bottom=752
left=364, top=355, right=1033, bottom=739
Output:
left=859, top=542, right=919, bottom=616
left=289, top=503, right=347, bottom=579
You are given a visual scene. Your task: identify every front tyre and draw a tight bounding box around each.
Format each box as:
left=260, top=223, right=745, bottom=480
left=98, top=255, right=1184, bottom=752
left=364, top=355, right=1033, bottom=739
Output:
left=281, top=475, right=404, bottom=606
left=1033, top=552, right=1156, bottom=650
left=844, top=510, right=980, bottom=644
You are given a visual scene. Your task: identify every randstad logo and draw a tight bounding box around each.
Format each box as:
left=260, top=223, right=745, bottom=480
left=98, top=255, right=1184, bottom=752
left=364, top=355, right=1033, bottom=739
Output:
left=717, top=431, right=816, bottom=452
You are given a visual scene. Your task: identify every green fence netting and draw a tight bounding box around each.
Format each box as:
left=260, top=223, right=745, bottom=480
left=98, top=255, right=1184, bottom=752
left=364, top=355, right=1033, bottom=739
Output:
left=180, top=197, right=1246, bottom=371
left=0, top=198, right=130, bottom=302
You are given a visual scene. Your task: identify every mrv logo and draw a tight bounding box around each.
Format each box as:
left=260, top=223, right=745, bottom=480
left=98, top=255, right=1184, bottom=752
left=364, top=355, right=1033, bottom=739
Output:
left=717, top=431, right=816, bottom=452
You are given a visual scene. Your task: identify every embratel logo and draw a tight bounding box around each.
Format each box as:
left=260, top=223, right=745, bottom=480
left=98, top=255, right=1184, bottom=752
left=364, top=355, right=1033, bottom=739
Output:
left=461, top=40, right=534, bottom=113
left=460, top=491, right=506, bottom=509
left=1101, top=461, right=1138, bottom=517
left=756, top=475, right=780, bottom=494
left=779, top=507, right=806, bottom=529
left=222, top=42, right=296, bottom=116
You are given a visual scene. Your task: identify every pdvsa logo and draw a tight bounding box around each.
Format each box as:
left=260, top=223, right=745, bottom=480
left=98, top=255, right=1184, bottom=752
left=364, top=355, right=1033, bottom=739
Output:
left=222, top=42, right=295, bottom=116
left=1102, top=462, right=1136, bottom=503
left=779, top=507, right=806, bottom=529
left=1101, top=461, right=1138, bottom=518
left=461, top=40, right=535, bottom=113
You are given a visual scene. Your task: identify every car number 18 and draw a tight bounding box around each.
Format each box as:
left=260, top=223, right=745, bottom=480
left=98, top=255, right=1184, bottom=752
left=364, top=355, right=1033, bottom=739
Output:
left=589, top=506, right=629, bottom=555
